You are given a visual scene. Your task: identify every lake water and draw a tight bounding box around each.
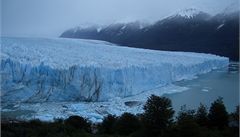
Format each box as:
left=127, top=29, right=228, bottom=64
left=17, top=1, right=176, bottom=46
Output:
left=164, top=62, right=239, bottom=113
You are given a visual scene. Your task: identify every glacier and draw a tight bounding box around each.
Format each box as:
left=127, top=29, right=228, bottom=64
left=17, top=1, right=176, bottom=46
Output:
left=0, top=37, right=229, bottom=103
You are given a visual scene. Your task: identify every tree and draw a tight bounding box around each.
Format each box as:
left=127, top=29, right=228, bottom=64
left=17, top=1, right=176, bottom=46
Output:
left=142, top=95, right=174, bottom=136
left=232, top=105, right=239, bottom=127
left=98, top=114, right=117, bottom=134
left=177, top=106, right=201, bottom=137
left=208, top=97, right=228, bottom=129
left=115, top=113, right=141, bottom=136
left=229, top=105, right=239, bottom=128
left=64, top=115, right=92, bottom=133
left=196, top=103, right=209, bottom=127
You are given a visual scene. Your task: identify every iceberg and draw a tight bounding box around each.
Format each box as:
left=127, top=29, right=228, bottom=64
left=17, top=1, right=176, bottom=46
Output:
left=0, top=37, right=229, bottom=103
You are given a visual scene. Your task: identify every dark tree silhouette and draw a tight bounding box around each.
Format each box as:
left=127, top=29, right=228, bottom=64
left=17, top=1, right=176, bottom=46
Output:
left=232, top=106, right=239, bottom=127
left=177, top=106, right=201, bottom=137
left=196, top=103, right=209, bottom=127
left=64, top=115, right=91, bottom=133
left=115, top=112, right=141, bottom=135
left=142, top=95, right=174, bottom=136
left=208, top=97, right=228, bottom=129
left=1, top=96, right=239, bottom=137
left=229, top=105, right=239, bottom=128
left=98, top=114, right=117, bottom=134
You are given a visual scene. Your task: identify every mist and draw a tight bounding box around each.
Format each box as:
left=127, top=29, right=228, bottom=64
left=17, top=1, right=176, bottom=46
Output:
left=1, top=0, right=238, bottom=37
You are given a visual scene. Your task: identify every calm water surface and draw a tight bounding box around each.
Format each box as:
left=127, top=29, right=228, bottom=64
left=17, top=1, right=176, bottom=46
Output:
left=164, top=62, right=239, bottom=113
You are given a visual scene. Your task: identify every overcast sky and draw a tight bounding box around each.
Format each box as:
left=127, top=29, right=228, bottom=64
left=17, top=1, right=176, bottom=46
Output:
left=1, top=0, right=238, bottom=37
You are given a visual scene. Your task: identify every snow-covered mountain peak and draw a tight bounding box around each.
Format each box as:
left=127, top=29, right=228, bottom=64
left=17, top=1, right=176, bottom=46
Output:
left=70, top=23, right=103, bottom=33
left=161, top=8, right=209, bottom=22
left=72, top=26, right=82, bottom=33
left=176, top=8, right=203, bottom=18
left=71, top=26, right=90, bottom=33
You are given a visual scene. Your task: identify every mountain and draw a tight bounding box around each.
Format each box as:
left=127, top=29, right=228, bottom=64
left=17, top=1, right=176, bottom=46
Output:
left=60, top=8, right=239, bottom=61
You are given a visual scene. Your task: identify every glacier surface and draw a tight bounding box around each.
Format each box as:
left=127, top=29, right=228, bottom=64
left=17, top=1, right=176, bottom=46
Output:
left=1, top=37, right=229, bottom=103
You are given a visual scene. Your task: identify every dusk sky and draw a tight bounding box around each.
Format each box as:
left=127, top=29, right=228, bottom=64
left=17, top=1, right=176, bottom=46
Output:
left=1, top=0, right=239, bottom=37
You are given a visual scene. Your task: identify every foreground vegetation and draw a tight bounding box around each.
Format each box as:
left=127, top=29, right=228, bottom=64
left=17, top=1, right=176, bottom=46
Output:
left=2, top=95, right=239, bottom=137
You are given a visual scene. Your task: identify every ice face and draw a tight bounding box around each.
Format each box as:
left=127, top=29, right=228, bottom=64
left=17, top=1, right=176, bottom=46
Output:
left=0, top=37, right=229, bottom=103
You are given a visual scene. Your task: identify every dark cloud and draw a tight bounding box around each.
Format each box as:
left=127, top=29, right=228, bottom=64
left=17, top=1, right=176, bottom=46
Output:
left=1, top=0, right=238, bottom=37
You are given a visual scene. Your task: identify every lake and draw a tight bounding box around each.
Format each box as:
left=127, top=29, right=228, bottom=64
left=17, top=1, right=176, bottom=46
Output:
left=165, top=62, right=239, bottom=113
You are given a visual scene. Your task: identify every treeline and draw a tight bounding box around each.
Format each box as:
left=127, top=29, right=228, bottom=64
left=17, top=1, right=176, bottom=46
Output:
left=2, top=95, right=239, bottom=137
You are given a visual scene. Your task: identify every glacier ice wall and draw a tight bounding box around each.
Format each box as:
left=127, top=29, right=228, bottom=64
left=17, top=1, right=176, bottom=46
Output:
left=0, top=37, right=229, bottom=103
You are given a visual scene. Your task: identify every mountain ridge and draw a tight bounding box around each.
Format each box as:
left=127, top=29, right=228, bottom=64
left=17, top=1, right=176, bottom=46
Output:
left=60, top=8, right=239, bottom=60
